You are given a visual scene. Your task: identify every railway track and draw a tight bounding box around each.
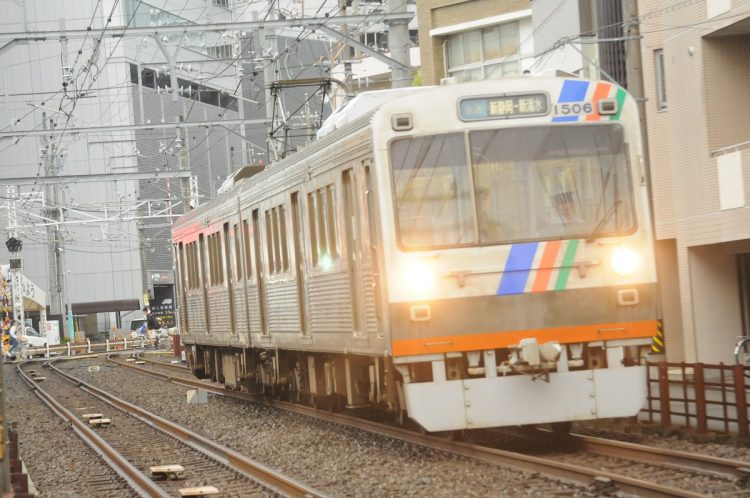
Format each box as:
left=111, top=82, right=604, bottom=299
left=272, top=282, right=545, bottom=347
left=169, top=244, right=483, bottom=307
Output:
left=110, top=354, right=750, bottom=497
left=17, top=357, right=327, bottom=498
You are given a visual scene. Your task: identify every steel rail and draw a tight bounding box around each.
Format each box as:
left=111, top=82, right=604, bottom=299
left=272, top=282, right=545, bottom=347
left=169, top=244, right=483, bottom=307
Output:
left=110, top=355, right=708, bottom=498
left=570, top=432, right=750, bottom=480
left=47, top=358, right=327, bottom=498
left=15, top=364, right=170, bottom=498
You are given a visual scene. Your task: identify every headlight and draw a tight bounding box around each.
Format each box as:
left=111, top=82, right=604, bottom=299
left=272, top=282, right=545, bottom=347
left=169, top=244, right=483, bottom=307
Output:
left=403, top=260, right=437, bottom=295
left=610, top=247, right=640, bottom=276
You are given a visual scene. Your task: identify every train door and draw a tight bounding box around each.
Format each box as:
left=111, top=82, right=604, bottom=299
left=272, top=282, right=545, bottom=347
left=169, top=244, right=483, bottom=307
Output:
left=199, top=233, right=211, bottom=334
left=343, top=168, right=365, bottom=336
left=291, top=191, right=309, bottom=335
left=252, top=209, right=268, bottom=334
left=176, top=242, right=189, bottom=333
left=239, top=216, right=254, bottom=335
left=223, top=222, right=236, bottom=334
left=363, top=163, right=382, bottom=326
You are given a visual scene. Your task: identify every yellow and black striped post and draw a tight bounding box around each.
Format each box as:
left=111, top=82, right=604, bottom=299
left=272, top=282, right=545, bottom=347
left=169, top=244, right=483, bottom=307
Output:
left=651, top=319, right=665, bottom=353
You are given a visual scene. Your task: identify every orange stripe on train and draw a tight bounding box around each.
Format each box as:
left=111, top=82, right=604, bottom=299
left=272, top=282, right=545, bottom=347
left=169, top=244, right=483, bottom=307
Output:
left=392, top=320, right=658, bottom=357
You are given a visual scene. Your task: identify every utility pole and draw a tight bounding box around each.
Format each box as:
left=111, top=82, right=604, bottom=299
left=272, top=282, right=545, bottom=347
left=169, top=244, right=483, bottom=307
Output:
left=622, top=0, right=651, bottom=186
left=5, top=186, right=23, bottom=330
left=622, top=0, right=662, bottom=355
left=338, top=0, right=355, bottom=91
left=387, top=0, right=411, bottom=88
left=43, top=114, right=65, bottom=320
left=177, top=115, right=191, bottom=212
left=256, top=10, right=281, bottom=162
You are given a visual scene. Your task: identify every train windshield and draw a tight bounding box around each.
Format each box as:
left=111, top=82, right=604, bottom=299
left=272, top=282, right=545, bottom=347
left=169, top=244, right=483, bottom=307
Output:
left=390, top=124, right=635, bottom=248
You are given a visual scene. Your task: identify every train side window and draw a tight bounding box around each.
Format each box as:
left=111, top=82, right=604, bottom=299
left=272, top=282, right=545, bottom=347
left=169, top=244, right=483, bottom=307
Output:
left=189, top=242, right=198, bottom=290
left=185, top=242, right=196, bottom=289
left=265, top=210, right=275, bottom=273
left=242, top=219, right=253, bottom=280
left=307, top=184, right=339, bottom=270
left=207, top=232, right=224, bottom=287
left=199, top=234, right=207, bottom=288
left=307, top=192, right=319, bottom=266
left=209, top=233, right=216, bottom=285
left=316, top=189, right=326, bottom=263
left=224, top=222, right=233, bottom=284
left=364, top=163, right=376, bottom=250
left=279, top=204, right=289, bottom=272
left=183, top=243, right=190, bottom=289
left=233, top=223, right=242, bottom=281
left=264, top=204, right=290, bottom=275
left=325, top=185, right=338, bottom=260
left=217, top=232, right=225, bottom=285
left=272, top=208, right=281, bottom=273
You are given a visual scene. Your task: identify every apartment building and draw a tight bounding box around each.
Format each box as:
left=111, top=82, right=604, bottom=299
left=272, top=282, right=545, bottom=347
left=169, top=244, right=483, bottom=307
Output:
left=639, top=0, right=750, bottom=363
left=0, top=0, right=299, bottom=333
left=416, top=0, right=534, bottom=85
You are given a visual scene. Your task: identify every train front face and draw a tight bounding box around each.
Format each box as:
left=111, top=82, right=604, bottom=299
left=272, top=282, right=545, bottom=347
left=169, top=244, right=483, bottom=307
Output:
left=372, top=79, right=658, bottom=432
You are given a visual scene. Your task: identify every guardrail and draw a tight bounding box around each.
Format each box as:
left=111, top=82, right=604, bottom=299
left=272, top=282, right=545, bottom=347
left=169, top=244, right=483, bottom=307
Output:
left=27, top=336, right=149, bottom=358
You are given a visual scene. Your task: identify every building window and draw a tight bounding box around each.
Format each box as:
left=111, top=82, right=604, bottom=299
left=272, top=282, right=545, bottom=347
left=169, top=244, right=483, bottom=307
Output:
left=207, top=44, right=233, bottom=60
left=654, top=49, right=667, bottom=111
left=446, top=22, right=521, bottom=82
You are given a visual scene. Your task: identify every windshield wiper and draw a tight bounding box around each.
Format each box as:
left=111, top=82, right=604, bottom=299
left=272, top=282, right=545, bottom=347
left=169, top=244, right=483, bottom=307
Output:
left=586, top=200, right=622, bottom=242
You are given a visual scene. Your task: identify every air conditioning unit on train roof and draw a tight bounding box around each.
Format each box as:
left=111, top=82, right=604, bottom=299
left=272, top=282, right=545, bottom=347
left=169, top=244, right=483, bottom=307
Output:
left=217, top=163, right=264, bottom=195
left=316, top=86, right=434, bottom=139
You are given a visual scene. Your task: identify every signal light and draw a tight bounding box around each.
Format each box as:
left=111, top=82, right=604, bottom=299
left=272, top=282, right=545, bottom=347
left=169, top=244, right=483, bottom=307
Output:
left=5, top=237, right=22, bottom=253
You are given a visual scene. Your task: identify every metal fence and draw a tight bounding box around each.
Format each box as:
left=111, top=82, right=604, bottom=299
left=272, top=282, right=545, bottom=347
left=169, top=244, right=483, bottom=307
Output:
left=640, top=361, right=750, bottom=437
left=25, top=337, right=149, bottom=358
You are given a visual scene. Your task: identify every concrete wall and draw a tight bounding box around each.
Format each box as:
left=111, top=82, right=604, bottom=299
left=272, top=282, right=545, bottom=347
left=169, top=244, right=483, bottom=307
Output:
left=639, top=0, right=750, bottom=363
left=655, top=239, right=684, bottom=360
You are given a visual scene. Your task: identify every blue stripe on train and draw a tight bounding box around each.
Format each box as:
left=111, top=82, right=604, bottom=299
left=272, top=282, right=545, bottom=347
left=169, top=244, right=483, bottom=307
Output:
left=558, top=80, right=589, bottom=102
left=552, top=116, right=579, bottom=122
left=497, top=242, right=539, bottom=295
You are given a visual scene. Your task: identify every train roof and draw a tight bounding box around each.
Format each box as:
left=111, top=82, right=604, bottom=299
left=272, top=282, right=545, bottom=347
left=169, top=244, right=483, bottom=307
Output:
left=316, top=86, right=435, bottom=139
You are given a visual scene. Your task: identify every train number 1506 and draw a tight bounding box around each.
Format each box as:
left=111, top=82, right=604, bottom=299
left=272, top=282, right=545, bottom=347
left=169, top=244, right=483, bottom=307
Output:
left=554, top=102, right=593, bottom=115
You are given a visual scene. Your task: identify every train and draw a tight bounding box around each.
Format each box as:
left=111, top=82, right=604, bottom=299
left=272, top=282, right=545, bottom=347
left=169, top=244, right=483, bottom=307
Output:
left=172, top=76, right=658, bottom=432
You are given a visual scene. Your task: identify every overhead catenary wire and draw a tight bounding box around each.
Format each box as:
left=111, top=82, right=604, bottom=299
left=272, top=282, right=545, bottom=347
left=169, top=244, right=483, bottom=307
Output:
left=7, top=0, right=739, bottom=252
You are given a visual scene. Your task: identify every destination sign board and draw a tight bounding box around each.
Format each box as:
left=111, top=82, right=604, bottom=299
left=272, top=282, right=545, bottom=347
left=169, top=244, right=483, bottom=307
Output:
left=459, top=93, right=549, bottom=121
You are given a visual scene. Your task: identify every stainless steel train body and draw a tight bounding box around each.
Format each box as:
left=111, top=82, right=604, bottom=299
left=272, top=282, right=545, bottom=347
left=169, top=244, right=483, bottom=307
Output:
left=173, top=77, right=658, bottom=431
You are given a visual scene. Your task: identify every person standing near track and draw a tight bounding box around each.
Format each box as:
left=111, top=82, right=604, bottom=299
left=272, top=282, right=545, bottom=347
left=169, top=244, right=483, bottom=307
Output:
left=7, top=320, right=19, bottom=358
left=144, top=307, right=159, bottom=349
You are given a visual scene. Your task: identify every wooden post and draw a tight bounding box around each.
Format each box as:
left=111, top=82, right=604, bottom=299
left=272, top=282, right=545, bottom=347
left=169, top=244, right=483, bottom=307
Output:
left=658, top=362, right=671, bottom=427
left=694, top=363, right=707, bottom=433
left=733, top=365, right=748, bottom=438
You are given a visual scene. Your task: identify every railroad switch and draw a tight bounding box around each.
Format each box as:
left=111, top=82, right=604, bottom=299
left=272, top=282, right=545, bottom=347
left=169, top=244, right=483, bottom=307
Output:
left=89, top=418, right=111, bottom=427
left=150, top=464, right=185, bottom=481
left=178, top=485, right=219, bottom=496
left=135, top=360, right=146, bottom=365
left=126, top=358, right=136, bottom=362
left=30, top=376, right=45, bottom=382
left=81, top=413, right=103, bottom=420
